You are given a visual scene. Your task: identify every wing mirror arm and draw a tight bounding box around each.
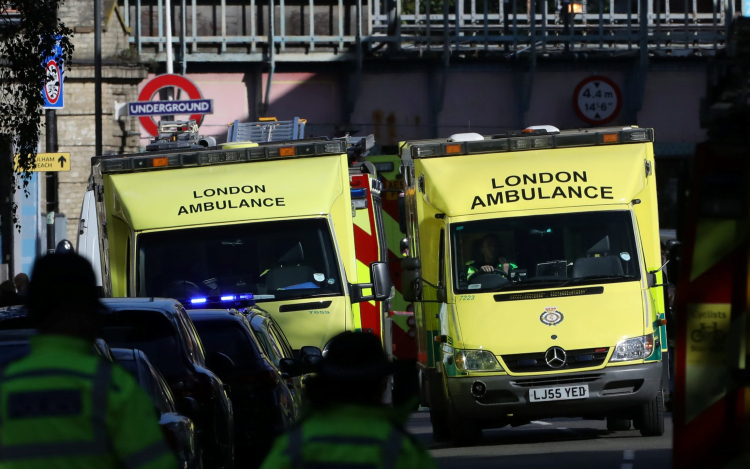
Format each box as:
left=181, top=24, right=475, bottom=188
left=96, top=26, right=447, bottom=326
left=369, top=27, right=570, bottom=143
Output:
left=647, top=259, right=670, bottom=288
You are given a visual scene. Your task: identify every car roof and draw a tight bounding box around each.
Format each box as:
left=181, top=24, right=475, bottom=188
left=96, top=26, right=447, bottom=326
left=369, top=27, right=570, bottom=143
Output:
left=111, top=348, right=138, bottom=362
left=101, top=298, right=185, bottom=319
left=187, top=309, right=245, bottom=324
left=0, top=329, right=36, bottom=340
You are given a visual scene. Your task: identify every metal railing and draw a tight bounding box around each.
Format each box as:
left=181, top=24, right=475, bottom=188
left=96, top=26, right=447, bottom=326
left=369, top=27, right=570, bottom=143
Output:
left=121, top=0, right=737, bottom=61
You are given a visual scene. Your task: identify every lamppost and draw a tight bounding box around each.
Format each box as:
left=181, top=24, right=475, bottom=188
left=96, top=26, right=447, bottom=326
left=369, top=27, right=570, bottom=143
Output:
left=562, top=0, right=582, bottom=52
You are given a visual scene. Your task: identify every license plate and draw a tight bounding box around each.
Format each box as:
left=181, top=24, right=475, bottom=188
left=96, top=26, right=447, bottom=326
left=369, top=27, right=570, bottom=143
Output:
left=528, top=384, right=590, bottom=402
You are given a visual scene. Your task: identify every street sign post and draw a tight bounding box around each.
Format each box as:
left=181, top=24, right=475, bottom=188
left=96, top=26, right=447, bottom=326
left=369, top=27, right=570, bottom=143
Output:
left=42, top=39, right=64, bottom=109
left=573, top=76, right=622, bottom=125
left=14, top=153, right=71, bottom=172
left=132, top=74, right=213, bottom=137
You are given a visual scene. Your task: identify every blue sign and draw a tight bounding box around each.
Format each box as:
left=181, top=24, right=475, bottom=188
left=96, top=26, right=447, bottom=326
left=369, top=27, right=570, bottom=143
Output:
left=42, top=39, right=64, bottom=109
left=127, top=99, right=214, bottom=117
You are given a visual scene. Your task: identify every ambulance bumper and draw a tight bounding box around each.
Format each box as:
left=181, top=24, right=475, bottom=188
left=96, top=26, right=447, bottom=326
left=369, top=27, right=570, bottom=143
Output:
left=446, top=362, right=662, bottom=422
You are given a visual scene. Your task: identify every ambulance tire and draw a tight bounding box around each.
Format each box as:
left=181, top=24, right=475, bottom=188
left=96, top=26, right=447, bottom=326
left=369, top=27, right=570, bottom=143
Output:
left=606, top=417, right=631, bottom=431
left=448, top=405, right=482, bottom=447
left=429, top=406, right=451, bottom=443
left=637, top=387, right=665, bottom=437
left=428, top=373, right=450, bottom=443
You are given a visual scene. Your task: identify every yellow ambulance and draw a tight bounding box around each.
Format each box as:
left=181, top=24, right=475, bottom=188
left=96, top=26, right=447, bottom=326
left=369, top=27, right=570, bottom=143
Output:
left=87, top=126, right=391, bottom=352
left=399, top=126, right=668, bottom=445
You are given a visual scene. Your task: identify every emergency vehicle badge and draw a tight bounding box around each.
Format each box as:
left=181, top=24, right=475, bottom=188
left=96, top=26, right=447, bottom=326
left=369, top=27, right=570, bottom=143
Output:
left=540, top=307, right=564, bottom=326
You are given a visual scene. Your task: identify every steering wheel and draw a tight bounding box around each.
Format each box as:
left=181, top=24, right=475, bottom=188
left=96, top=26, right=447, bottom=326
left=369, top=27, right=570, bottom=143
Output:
left=162, top=280, right=204, bottom=299
left=468, top=267, right=510, bottom=283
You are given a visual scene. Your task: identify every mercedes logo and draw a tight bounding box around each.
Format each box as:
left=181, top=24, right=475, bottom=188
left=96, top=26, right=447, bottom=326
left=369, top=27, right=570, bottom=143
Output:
left=544, top=347, right=567, bottom=369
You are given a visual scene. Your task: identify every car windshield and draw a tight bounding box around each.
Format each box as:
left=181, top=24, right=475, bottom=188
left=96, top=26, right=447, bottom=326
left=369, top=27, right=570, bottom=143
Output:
left=136, top=218, right=343, bottom=302
left=192, top=321, right=263, bottom=370
left=101, top=311, right=187, bottom=381
left=451, top=210, right=641, bottom=293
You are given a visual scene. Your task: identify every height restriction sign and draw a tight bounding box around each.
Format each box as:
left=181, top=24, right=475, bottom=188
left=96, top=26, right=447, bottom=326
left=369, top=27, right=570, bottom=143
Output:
left=42, top=39, right=64, bottom=109
left=573, top=76, right=621, bottom=125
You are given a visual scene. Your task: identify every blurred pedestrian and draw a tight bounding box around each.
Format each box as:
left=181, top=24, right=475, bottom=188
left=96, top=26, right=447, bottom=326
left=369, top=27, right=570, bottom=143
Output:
left=260, top=331, right=436, bottom=469
left=13, top=273, right=29, bottom=298
left=0, top=252, right=177, bottom=469
left=0, top=280, right=22, bottom=307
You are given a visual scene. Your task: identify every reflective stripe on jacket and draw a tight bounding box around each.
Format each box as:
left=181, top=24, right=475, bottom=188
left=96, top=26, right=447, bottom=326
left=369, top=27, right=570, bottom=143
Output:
left=0, top=335, right=176, bottom=469
left=260, top=405, right=436, bottom=469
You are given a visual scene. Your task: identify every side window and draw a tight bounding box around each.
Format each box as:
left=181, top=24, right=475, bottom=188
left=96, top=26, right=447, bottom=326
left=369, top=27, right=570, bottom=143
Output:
left=148, top=368, right=174, bottom=414
left=252, top=323, right=281, bottom=366
left=136, top=358, right=167, bottom=414
left=263, top=324, right=285, bottom=366
left=438, top=228, right=446, bottom=288
left=270, top=324, right=293, bottom=359
left=126, top=239, right=131, bottom=295
left=174, top=307, right=206, bottom=366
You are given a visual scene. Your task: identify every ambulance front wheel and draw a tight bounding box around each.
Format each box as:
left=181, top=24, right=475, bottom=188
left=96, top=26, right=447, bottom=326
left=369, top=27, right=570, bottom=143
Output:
left=429, top=406, right=450, bottom=443
left=636, top=386, right=665, bottom=437
left=427, top=373, right=450, bottom=443
left=448, top=405, right=482, bottom=447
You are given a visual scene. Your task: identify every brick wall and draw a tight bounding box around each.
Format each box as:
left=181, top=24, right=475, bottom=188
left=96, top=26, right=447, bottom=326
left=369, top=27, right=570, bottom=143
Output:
left=49, top=0, right=148, bottom=242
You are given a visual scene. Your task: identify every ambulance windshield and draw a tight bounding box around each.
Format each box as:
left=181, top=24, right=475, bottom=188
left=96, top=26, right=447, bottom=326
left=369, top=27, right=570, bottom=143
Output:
left=136, top=218, right=343, bottom=301
left=451, top=210, right=641, bottom=293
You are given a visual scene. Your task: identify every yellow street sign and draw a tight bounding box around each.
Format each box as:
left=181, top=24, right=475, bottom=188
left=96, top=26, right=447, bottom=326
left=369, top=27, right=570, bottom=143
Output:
left=14, top=152, right=71, bottom=172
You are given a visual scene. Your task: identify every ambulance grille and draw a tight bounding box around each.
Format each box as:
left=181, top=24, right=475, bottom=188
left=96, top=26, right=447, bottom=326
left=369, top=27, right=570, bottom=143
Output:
left=501, top=348, right=609, bottom=373
left=510, top=374, right=604, bottom=388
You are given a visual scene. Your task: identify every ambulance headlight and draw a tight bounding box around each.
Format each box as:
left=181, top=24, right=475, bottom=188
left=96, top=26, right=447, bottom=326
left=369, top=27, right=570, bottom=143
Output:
left=454, top=349, right=504, bottom=372
left=609, top=334, right=655, bottom=362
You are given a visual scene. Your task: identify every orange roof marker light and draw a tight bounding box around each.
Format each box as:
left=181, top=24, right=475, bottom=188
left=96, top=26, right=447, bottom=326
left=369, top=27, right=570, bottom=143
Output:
left=279, top=146, right=296, bottom=157
left=445, top=144, right=462, bottom=154
left=602, top=133, right=619, bottom=143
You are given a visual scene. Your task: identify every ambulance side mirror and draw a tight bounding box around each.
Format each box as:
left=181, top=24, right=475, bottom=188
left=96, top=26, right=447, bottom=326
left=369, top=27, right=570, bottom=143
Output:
left=401, top=258, right=422, bottom=303
left=349, top=262, right=392, bottom=303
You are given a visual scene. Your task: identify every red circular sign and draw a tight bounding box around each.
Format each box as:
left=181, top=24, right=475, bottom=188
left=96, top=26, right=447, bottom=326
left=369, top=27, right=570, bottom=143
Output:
left=572, top=76, right=622, bottom=125
left=44, top=60, right=62, bottom=105
left=137, top=74, right=205, bottom=136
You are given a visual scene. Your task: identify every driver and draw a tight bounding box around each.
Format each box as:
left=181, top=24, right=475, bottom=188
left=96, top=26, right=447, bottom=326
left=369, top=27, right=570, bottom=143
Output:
left=466, top=234, right=517, bottom=278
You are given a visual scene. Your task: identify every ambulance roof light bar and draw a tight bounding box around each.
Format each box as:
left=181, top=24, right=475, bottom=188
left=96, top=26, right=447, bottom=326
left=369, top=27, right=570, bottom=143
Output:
left=408, top=127, right=653, bottom=159
left=97, top=138, right=349, bottom=174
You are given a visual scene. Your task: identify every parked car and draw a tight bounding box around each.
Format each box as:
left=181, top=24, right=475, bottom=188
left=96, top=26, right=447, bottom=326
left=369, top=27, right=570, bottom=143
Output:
left=94, top=337, right=115, bottom=361
left=0, top=318, right=114, bottom=365
left=112, top=348, right=200, bottom=469
left=100, top=298, right=234, bottom=469
left=242, top=307, right=322, bottom=408
left=187, top=309, right=301, bottom=467
left=0, top=328, right=33, bottom=367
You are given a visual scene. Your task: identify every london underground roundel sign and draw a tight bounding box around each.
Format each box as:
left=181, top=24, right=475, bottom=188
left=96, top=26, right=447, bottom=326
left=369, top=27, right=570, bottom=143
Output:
left=137, top=74, right=206, bottom=137
left=573, top=76, right=622, bottom=125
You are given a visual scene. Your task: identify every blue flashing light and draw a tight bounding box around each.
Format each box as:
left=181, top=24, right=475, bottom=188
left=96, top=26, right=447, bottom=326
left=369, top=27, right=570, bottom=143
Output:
left=220, top=295, right=236, bottom=301
left=350, top=188, right=367, bottom=198
left=190, top=298, right=207, bottom=304
left=239, top=294, right=254, bottom=300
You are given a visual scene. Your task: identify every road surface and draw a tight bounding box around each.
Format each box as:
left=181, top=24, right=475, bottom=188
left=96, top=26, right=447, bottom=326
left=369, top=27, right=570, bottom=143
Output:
left=407, top=410, right=672, bottom=468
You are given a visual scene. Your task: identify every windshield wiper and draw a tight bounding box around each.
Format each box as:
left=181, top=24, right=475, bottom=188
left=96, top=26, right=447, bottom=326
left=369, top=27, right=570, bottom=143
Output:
left=561, top=274, right=636, bottom=286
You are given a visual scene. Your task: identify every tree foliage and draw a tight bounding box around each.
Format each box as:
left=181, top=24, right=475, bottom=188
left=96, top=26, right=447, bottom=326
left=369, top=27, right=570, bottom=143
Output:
left=0, top=0, right=73, bottom=228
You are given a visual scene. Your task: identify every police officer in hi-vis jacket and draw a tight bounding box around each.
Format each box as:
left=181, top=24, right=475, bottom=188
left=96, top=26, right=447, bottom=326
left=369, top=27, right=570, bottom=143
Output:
left=0, top=252, right=176, bottom=469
